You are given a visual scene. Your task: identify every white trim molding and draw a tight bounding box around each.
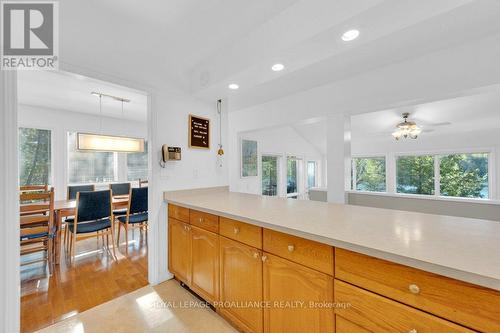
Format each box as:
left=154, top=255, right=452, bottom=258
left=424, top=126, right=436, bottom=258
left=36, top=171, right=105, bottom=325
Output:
left=0, top=70, right=20, bottom=333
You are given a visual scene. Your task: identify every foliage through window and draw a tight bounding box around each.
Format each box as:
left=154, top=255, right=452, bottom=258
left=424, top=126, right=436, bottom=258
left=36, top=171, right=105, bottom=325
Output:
left=287, top=156, right=298, bottom=197
left=19, top=128, right=51, bottom=186
left=127, top=141, right=148, bottom=181
left=262, top=155, right=278, bottom=196
left=353, top=157, right=386, bottom=192
left=68, top=132, right=116, bottom=184
left=396, top=155, right=435, bottom=195
left=440, top=153, right=488, bottom=198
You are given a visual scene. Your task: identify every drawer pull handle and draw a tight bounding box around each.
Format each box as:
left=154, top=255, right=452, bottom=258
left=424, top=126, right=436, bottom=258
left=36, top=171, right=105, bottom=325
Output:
left=261, top=255, right=267, bottom=262
left=409, top=284, right=420, bottom=294
left=253, top=252, right=259, bottom=259
left=409, top=329, right=417, bottom=333
left=288, top=245, right=295, bottom=252
left=234, top=227, right=240, bottom=234
left=199, top=217, right=203, bottom=223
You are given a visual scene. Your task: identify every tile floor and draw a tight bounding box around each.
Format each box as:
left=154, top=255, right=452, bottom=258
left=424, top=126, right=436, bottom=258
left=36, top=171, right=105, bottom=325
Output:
left=36, top=280, right=237, bottom=333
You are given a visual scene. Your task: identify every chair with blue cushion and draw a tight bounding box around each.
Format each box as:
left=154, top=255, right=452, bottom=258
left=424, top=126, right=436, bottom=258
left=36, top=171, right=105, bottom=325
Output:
left=68, top=190, right=116, bottom=262
left=109, top=183, right=131, bottom=217
left=117, top=187, right=148, bottom=254
left=64, top=184, right=95, bottom=249
left=19, top=188, right=55, bottom=274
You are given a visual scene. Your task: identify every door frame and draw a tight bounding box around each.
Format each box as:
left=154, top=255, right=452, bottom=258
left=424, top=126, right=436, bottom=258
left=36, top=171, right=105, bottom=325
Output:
left=1, top=64, right=167, bottom=332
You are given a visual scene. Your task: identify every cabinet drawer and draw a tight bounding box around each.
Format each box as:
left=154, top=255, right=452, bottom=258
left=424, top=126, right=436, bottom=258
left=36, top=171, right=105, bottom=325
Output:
left=335, top=316, right=371, bottom=333
left=168, top=204, right=189, bottom=223
left=334, top=280, right=473, bottom=333
left=190, top=210, right=219, bottom=233
left=219, top=217, right=262, bottom=249
left=335, top=248, right=500, bottom=332
left=263, top=229, right=333, bottom=275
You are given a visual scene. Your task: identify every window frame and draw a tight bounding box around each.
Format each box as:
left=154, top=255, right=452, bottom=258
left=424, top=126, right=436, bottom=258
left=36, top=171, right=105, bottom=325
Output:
left=18, top=126, right=54, bottom=186
left=261, top=153, right=281, bottom=197
left=306, top=160, right=318, bottom=189
left=351, top=154, right=388, bottom=193
left=66, top=131, right=118, bottom=185
left=286, top=154, right=303, bottom=199
left=350, top=148, right=495, bottom=201
left=393, top=149, right=495, bottom=200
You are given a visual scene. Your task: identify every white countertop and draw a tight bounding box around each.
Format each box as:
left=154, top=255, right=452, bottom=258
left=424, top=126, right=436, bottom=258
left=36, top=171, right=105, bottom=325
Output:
left=164, top=187, right=500, bottom=291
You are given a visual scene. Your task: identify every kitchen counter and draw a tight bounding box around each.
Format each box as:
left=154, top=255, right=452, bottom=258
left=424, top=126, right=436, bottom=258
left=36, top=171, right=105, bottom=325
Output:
left=164, top=186, right=500, bottom=291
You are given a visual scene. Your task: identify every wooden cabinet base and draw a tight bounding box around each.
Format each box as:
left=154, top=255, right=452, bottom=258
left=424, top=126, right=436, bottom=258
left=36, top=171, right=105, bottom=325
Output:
left=263, top=253, right=334, bottom=333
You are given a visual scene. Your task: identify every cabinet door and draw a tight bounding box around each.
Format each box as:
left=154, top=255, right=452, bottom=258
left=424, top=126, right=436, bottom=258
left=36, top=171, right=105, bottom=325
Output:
left=168, top=218, right=191, bottom=285
left=263, top=253, right=334, bottom=333
left=219, top=236, right=263, bottom=333
left=191, top=225, right=219, bottom=303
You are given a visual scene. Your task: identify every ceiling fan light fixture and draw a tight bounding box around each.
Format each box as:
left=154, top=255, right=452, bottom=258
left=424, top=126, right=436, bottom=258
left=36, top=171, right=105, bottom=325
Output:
left=392, top=112, right=421, bottom=140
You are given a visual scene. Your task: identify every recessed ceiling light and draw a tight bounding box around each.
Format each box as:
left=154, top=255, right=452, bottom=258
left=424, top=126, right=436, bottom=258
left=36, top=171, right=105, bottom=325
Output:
left=341, top=29, right=360, bottom=42
left=228, top=83, right=239, bottom=90
left=271, top=63, right=285, bottom=71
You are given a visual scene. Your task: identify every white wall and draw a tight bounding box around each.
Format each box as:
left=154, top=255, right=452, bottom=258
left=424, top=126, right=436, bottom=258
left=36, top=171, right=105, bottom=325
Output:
left=228, top=34, right=500, bottom=203
left=351, top=129, right=500, bottom=200
left=18, top=104, right=148, bottom=200
left=231, top=126, right=323, bottom=196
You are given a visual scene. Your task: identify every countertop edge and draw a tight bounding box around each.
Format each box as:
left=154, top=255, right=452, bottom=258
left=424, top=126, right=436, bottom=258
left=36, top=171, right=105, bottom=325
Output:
left=164, top=197, right=500, bottom=291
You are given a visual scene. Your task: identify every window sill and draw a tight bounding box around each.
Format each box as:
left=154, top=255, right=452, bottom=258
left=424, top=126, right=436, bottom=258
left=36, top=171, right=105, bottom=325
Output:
left=346, top=190, right=500, bottom=206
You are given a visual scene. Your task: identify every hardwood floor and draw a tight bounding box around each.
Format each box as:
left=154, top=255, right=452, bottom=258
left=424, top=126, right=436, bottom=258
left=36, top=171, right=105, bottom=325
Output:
left=21, top=228, right=148, bottom=333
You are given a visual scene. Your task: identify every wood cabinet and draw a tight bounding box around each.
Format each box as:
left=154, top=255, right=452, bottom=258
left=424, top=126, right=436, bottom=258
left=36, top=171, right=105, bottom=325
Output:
left=263, top=229, right=333, bottom=275
left=190, top=209, right=219, bottom=233
left=334, top=280, right=473, bottom=333
left=262, top=253, right=334, bottom=333
left=219, top=236, right=263, bottom=333
left=168, top=205, right=489, bottom=333
left=168, top=204, right=189, bottom=223
left=168, top=218, right=191, bottom=285
left=335, top=248, right=500, bottom=332
left=190, top=225, right=219, bottom=303
left=219, top=217, right=262, bottom=249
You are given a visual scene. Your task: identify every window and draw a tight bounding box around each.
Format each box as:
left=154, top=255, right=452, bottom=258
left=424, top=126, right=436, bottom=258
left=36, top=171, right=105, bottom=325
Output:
left=307, top=161, right=317, bottom=189
left=396, top=155, right=435, bottom=195
left=287, top=156, right=299, bottom=198
left=127, top=141, right=148, bottom=181
left=440, top=153, right=489, bottom=198
left=19, top=128, right=51, bottom=186
left=262, top=155, right=279, bottom=196
left=67, top=132, right=116, bottom=184
left=353, top=157, right=386, bottom=192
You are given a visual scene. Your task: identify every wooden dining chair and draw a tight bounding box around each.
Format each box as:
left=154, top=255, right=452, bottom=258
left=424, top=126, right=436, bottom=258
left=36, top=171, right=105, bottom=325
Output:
left=116, top=187, right=148, bottom=254
left=64, top=184, right=95, bottom=249
left=20, top=184, right=48, bottom=192
left=139, top=179, right=148, bottom=188
left=109, top=183, right=131, bottom=218
left=68, top=190, right=116, bottom=262
left=19, top=188, right=55, bottom=274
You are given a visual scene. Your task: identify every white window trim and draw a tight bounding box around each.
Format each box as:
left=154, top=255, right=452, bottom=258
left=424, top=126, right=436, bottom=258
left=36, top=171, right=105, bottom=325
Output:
left=350, top=148, right=496, bottom=203
left=286, top=154, right=304, bottom=198
left=260, top=152, right=282, bottom=197
left=351, top=154, right=388, bottom=192
left=306, top=160, right=319, bottom=190
left=18, top=126, right=55, bottom=186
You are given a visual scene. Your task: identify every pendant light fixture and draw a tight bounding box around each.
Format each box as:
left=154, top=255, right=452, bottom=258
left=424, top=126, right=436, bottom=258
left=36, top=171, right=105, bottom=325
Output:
left=77, top=92, right=145, bottom=153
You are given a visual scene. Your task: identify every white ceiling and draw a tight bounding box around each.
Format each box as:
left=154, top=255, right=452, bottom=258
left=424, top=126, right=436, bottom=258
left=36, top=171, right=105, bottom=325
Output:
left=290, top=86, right=500, bottom=153
left=17, top=71, right=148, bottom=122
left=60, top=0, right=500, bottom=110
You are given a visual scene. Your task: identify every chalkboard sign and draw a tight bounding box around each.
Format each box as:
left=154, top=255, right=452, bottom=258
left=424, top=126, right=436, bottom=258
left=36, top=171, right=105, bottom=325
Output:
left=189, top=114, right=210, bottom=149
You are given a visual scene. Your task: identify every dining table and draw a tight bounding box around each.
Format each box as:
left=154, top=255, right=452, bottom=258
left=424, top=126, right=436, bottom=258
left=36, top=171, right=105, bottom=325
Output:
left=53, top=196, right=129, bottom=264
